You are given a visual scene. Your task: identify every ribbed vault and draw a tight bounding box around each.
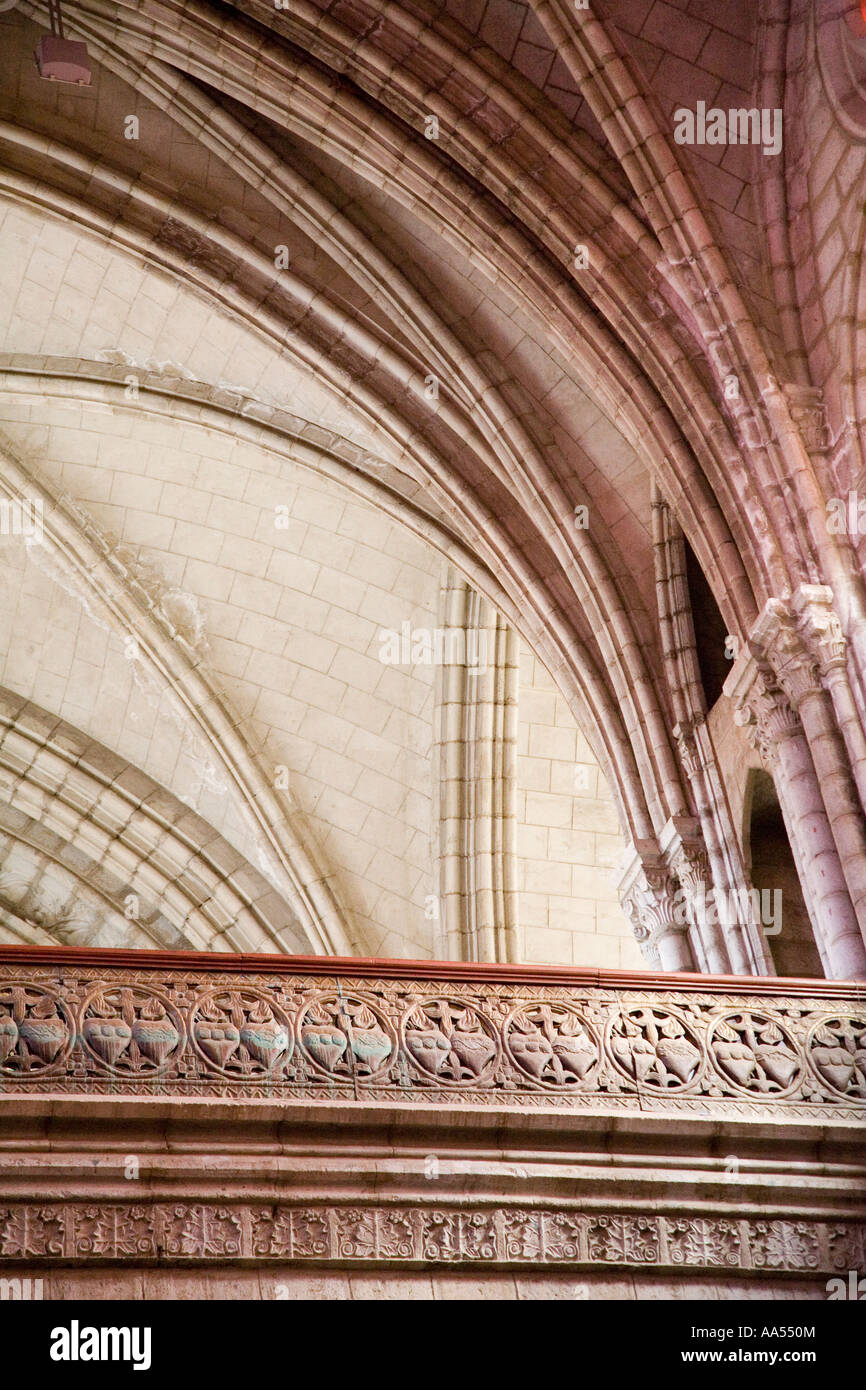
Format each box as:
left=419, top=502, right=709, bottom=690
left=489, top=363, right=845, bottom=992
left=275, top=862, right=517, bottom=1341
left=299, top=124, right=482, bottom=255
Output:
left=1, top=0, right=866, bottom=975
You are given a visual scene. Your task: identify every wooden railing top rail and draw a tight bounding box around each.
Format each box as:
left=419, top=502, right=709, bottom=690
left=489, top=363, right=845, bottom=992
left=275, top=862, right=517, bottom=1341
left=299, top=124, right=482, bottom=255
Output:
left=0, top=943, right=862, bottom=998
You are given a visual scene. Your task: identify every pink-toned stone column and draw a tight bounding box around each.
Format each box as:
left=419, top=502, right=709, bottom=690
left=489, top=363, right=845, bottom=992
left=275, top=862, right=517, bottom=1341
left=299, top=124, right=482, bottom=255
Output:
left=762, top=605, right=866, bottom=947
left=792, top=586, right=866, bottom=823
left=727, top=660, right=866, bottom=979
left=659, top=815, right=730, bottom=976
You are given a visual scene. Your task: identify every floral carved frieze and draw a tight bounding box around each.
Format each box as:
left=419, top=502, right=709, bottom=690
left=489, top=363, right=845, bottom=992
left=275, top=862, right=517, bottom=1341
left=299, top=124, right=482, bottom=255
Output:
left=607, top=1007, right=703, bottom=1089
left=83, top=987, right=183, bottom=1074
left=191, top=989, right=292, bottom=1076
left=403, top=998, right=498, bottom=1084
left=504, top=1003, right=599, bottom=1087
left=709, top=1012, right=802, bottom=1096
left=0, top=1203, right=863, bottom=1275
left=299, top=994, right=394, bottom=1079
left=0, top=985, right=73, bottom=1073
left=0, top=964, right=864, bottom=1117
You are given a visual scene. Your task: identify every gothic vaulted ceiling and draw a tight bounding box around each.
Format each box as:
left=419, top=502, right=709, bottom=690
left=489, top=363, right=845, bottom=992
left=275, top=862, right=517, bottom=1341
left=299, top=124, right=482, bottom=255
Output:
left=0, top=0, right=860, bottom=966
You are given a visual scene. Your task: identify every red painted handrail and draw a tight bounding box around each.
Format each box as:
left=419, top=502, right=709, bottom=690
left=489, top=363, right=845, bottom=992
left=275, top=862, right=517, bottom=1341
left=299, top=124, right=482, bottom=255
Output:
left=0, top=941, right=861, bottom=998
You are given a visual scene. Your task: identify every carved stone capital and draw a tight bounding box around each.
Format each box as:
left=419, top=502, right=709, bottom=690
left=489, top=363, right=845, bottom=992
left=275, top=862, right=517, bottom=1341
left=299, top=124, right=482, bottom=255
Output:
left=617, top=841, right=689, bottom=967
left=782, top=383, right=829, bottom=454
left=672, top=720, right=702, bottom=781
left=724, top=602, right=815, bottom=759
left=659, top=816, right=709, bottom=900
left=668, top=846, right=710, bottom=900
left=725, top=641, right=801, bottom=764
left=773, top=651, right=823, bottom=711
left=740, top=590, right=848, bottom=713
left=737, top=681, right=801, bottom=763
left=751, top=600, right=824, bottom=711
left=791, top=584, right=847, bottom=676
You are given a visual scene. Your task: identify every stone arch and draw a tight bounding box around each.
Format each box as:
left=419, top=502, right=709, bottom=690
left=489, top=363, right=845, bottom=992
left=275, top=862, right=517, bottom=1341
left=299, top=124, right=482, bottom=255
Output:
left=0, top=689, right=310, bottom=953
left=2, top=0, right=866, bottom=973
left=0, top=435, right=355, bottom=955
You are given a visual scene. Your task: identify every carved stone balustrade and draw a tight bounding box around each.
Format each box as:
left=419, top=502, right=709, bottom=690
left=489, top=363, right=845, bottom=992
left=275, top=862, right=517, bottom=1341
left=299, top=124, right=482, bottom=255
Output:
left=0, top=945, right=864, bottom=1297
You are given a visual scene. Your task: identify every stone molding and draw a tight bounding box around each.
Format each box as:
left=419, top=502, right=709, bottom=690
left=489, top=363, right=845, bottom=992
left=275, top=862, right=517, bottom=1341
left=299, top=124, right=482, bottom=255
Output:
left=0, top=1202, right=862, bottom=1276
left=651, top=491, right=761, bottom=975
left=434, top=571, right=520, bottom=963
left=0, top=955, right=863, bottom=1118
left=0, top=691, right=308, bottom=956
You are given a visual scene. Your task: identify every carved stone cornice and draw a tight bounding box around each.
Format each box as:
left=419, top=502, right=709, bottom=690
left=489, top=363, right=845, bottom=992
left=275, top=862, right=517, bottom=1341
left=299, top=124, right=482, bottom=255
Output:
left=0, top=949, right=863, bottom=1294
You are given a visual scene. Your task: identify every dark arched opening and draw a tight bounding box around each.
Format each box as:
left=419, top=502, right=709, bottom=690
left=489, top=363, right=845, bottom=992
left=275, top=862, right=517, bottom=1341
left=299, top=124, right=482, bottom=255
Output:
left=744, top=769, right=824, bottom=978
left=683, top=539, right=730, bottom=710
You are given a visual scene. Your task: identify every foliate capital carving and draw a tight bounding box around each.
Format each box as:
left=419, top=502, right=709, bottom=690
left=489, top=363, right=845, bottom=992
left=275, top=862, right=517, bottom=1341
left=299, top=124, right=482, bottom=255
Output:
left=638, top=872, right=685, bottom=935
left=731, top=590, right=848, bottom=725
left=669, top=845, right=710, bottom=900
left=782, top=383, right=830, bottom=454
left=619, top=883, right=659, bottom=959
left=672, top=721, right=702, bottom=781
left=724, top=606, right=807, bottom=760
left=772, top=652, right=823, bottom=711
left=618, top=842, right=689, bottom=964
left=733, top=679, right=800, bottom=764
left=792, top=585, right=847, bottom=676
left=754, top=601, right=823, bottom=712
left=659, top=816, right=709, bottom=903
